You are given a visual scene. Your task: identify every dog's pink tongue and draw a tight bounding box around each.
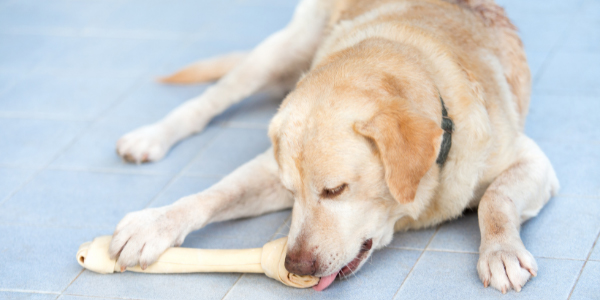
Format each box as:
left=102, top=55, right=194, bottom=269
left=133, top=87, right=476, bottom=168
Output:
left=313, top=272, right=338, bottom=291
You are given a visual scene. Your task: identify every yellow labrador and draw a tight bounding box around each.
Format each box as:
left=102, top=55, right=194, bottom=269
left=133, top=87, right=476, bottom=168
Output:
left=110, top=0, right=559, bottom=293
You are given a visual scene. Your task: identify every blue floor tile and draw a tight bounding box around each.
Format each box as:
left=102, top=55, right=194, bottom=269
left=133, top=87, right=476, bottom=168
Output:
left=208, top=4, right=294, bottom=45
left=50, top=118, right=221, bottom=175
left=59, top=295, right=119, bottom=300
left=560, top=0, right=600, bottom=52
left=590, top=239, right=600, bottom=261
left=520, top=197, right=600, bottom=260
left=395, top=252, right=583, bottom=300
left=67, top=271, right=240, bottom=300
left=32, top=36, right=178, bottom=78
left=510, top=12, right=573, bottom=53
left=428, top=211, right=480, bottom=253
left=0, top=291, right=57, bottom=300
left=0, top=118, right=88, bottom=167
left=0, top=35, right=48, bottom=71
left=538, top=142, right=600, bottom=197
left=149, top=175, right=220, bottom=208
left=0, top=74, right=134, bottom=120
left=496, top=0, right=585, bottom=15
left=271, top=217, right=292, bottom=240
left=0, top=167, right=35, bottom=202
left=184, top=128, right=271, bottom=177
left=526, top=94, right=600, bottom=143
left=535, top=51, right=600, bottom=95
left=0, top=71, right=22, bottom=96
left=103, top=80, right=210, bottom=123
left=87, top=0, right=230, bottom=34
left=526, top=51, right=549, bottom=79
left=0, top=225, right=107, bottom=292
left=0, top=169, right=172, bottom=227
left=225, top=248, right=421, bottom=300
left=389, top=226, right=438, bottom=250
left=0, top=0, right=115, bottom=30
left=570, top=261, right=600, bottom=300
left=428, top=197, right=600, bottom=260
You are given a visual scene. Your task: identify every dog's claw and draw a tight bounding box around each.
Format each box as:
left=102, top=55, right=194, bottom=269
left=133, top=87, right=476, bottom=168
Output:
left=528, top=268, right=537, bottom=277
left=483, top=280, right=489, bottom=288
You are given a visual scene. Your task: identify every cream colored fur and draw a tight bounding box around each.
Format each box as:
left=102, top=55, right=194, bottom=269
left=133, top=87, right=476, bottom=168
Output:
left=110, top=0, right=558, bottom=294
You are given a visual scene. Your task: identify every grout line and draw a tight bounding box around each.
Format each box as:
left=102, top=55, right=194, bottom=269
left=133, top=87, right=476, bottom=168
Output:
left=44, top=165, right=173, bottom=177
left=268, top=213, right=293, bottom=241
left=392, top=225, right=441, bottom=299
left=0, top=80, right=141, bottom=209
left=62, top=293, right=146, bottom=300
left=0, top=68, right=145, bottom=80
left=0, top=288, right=60, bottom=295
left=567, top=229, right=600, bottom=300
left=57, top=269, right=85, bottom=298
left=0, top=112, right=93, bottom=122
left=0, top=73, right=146, bottom=209
left=425, top=248, right=478, bottom=255
left=0, top=222, right=113, bottom=230
left=387, top=246, right=429, bottom=252
left=388, top=246, right=591, bottom=261
left=554, top=194, right=600, bottom=200
left=221, top=274, right=245, bottom=300
left=533, top=256, right=586, bottom=262
left=0, top=27, right=205, bottom=41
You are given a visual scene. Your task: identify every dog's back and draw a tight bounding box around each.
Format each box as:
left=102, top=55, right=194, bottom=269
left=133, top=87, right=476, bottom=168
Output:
left=324, top=0, right=530, bottom=129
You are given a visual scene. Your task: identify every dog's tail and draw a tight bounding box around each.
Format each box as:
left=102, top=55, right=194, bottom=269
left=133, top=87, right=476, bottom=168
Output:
left=160, top=52, right=248, bottom=84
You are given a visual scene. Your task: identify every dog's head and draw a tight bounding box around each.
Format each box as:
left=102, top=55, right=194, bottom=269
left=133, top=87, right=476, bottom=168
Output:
left=268, top=40, right=444, bottom=290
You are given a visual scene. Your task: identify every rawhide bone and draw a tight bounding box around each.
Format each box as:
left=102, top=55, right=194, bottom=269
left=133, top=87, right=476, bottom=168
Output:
left=76, top=236, right=319, bottom=288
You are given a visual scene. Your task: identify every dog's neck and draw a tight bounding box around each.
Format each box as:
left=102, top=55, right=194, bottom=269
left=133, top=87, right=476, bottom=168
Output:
left=436, top=95, right=453, bottom=166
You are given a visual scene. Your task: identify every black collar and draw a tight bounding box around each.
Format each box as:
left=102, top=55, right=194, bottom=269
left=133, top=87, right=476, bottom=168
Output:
left=436, top=96, right=453, bottom=166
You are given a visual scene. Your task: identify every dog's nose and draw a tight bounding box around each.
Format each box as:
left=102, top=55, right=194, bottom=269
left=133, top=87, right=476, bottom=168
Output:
left=284, top=251, right=316, bottom=276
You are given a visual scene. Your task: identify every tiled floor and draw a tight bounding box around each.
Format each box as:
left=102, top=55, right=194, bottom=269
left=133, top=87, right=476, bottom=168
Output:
left=0, top=0, right=598, bottom=299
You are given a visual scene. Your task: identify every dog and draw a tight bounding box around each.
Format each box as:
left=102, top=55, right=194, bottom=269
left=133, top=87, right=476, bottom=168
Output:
left=109, top=0, right=559, bottom=293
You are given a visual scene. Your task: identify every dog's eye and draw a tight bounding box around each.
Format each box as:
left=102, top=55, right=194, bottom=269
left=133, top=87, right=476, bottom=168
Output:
left=321, top=183, right=348, bottom=199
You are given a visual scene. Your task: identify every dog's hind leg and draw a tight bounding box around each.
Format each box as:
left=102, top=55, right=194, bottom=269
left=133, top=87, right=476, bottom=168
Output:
left=109, top=148, right=294, bottom=270
left=476, top=135, right=559, bottom=293
left=117, top=0, right=332, bottom=163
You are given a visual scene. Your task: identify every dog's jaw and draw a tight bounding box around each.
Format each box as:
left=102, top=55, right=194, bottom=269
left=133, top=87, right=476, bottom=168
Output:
left=313, top=239, right=373, bottom=291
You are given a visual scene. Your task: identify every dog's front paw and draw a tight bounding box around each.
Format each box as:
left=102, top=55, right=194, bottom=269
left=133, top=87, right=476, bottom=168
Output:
left=477, top=242, right=537, bottom=294
left=109, top=207, right=188, bottom=270
left=116, top=124, right=171, bottom=163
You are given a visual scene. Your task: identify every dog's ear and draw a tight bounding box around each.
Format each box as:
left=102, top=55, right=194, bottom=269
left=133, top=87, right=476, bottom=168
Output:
left=355, top=103, right=443, bottom=204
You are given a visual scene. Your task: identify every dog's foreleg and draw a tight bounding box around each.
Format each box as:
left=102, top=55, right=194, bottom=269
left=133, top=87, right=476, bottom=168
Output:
left=477, top=135, right=559, bottom=293
left=116, top=0, right=330, bottom=163
left=109, top=148, right=293, bottom=270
